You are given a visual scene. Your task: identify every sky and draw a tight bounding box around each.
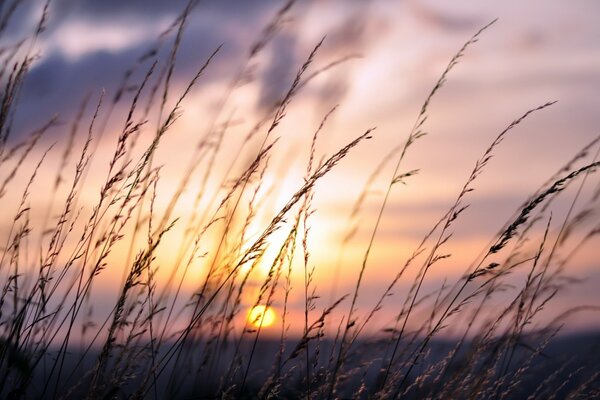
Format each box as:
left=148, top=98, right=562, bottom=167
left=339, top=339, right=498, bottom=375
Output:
left=2, top=0, right=600, bottom=341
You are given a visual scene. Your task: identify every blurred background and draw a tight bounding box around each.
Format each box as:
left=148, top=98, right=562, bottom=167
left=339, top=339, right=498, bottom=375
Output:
left=2, top=0, right=600, bottom=338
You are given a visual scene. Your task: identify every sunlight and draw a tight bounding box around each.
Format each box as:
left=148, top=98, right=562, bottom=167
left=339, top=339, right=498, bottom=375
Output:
left=247, top=305, right=276, bottom=328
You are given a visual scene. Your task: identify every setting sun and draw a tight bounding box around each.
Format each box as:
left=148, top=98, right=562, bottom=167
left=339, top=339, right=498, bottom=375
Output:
left=247, top=305, right=277, bottom=328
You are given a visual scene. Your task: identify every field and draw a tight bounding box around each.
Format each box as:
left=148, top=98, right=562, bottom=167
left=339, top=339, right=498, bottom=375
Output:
left=1, top=1, right=599, bottom=399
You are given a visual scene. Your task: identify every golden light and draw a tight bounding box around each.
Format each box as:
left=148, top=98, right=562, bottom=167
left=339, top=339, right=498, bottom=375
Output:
left=247, top=305, right=276, bottom=328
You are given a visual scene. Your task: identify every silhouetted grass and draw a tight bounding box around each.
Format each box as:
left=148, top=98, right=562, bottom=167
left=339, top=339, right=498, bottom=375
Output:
left=0, top=1, right=599, bottom=399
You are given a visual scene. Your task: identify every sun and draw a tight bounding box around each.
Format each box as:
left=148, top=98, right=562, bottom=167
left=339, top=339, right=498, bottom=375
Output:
left=247, top=305, right=276, bottom=328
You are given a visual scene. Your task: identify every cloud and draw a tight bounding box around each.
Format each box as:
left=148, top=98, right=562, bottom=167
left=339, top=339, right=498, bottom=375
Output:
left=0, top=1, right=40, bottom=39
left=314, top=6, right=389, bottom=109
left=13, top=0, right=389, bottom=139
left=41, top=18, right=170, bottom=62
left=12, top=1, right=281, bottom=138
left=51, top=0, right=279, bottom=24
left=257, top=31, right=299, bottom=111
left=250, top=2, right=392, bottom=114
left=408, top=0, right=484, bottom=32
left=58, top=0, right=189, bottom=19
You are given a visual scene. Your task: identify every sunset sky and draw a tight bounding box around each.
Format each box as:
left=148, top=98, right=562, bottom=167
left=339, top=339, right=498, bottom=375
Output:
left=3, top=0, right=600, bottom=339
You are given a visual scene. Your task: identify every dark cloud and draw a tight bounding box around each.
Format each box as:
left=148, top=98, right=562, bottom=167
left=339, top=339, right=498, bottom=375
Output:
left=257, top=31, right=299, bottom=111
left=10, top=0, right=372, bottom=140
left=316, top=11, right=366, bottom=108
left=408, top=0, right=483, bottom=32
left=252, top=2, right=390, bottom=114
left=58, top=0, right=189, bottom=18
left=324, top=10, right=373, bottom=56
left=51, top=0, right=279, bottom=24
left=10, top=0, right=292, bottom=138
left=314, top=6, right=388, bottom=109
left=14, top=21, right=242, bottom=137
left=1, top=1, right=41, bottom=39
left=21, top=50, right=139, bottom=132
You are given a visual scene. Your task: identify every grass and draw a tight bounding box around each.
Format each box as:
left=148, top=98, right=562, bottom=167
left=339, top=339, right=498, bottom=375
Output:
left=1, top=1, right=600, bottom=399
